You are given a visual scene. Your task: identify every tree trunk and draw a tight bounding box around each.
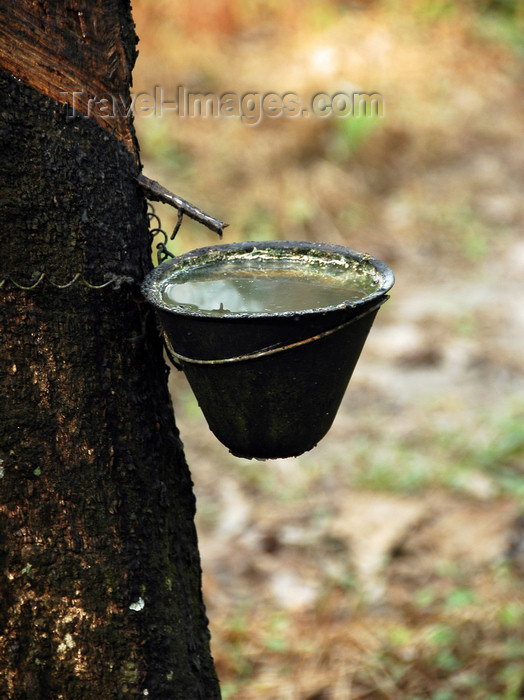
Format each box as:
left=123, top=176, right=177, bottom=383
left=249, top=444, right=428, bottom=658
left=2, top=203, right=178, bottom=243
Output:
left=0, top=2, right=220, bottom=698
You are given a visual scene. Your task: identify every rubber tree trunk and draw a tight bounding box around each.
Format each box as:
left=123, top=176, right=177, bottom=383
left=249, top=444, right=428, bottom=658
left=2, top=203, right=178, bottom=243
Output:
left=0, top=2, right=220, bottom=698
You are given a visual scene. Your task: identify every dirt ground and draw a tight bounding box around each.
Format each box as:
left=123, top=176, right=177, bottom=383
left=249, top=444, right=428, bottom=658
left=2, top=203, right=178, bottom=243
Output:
left=133, top=1, right=524, bottom=697
left=170, top=233, right=524, bottom=698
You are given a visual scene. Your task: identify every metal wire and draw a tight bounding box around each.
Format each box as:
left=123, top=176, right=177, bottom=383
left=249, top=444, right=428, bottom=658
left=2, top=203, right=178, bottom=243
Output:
left=147, top=202, right=177, bottom=265
left=1, top=203, right=173, bottom=291
left=0, top=272, right=134, bottom=291
left=1, top=179, right=224, bottom=291
left=163, top=299, right=387, bottom=367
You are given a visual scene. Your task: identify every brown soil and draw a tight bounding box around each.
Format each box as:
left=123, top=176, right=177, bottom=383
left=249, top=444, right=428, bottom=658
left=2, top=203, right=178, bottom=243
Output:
left=133, top=2, right=524, bottom=696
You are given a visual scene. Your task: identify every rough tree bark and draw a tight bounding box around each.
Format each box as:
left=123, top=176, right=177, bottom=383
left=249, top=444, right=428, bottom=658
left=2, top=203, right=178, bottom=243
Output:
left=0, top=2, right=220, bottom=698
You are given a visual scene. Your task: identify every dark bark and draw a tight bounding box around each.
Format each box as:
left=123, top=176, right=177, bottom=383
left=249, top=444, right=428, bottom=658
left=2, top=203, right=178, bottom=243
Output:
left=0, top=0, right=138, bottom=152
left=0, top=3, right=219, bottom=698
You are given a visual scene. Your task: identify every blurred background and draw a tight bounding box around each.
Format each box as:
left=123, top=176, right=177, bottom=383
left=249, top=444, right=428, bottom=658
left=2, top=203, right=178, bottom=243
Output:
left=132, top=1, right=524, bottom=697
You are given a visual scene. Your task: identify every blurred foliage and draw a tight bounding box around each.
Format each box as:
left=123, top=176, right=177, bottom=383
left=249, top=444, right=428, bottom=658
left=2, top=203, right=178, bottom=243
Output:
left=134, top=0, right=524, bottom=697
left=327, top=113, right=384, bottom=161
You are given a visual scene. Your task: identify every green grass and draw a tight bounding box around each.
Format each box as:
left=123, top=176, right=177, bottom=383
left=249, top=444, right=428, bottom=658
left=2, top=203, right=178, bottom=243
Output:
left=474, top=7, right=524, bottom=57
left=345, top=398, right=524, bottom=500
left=327, top=112, right=384, bottom=163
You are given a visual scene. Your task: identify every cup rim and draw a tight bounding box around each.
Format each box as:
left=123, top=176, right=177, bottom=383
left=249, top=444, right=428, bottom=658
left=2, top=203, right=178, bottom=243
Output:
left=141, top=240, right=395, bottom=320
